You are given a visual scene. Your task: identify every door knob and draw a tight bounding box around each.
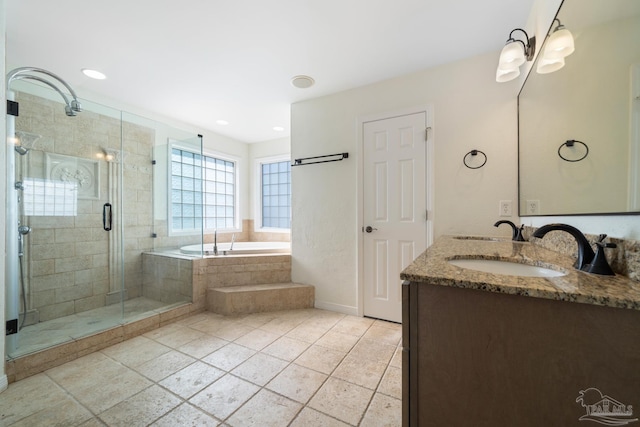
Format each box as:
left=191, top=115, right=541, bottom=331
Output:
left=364, top=226, right=378, bottom=233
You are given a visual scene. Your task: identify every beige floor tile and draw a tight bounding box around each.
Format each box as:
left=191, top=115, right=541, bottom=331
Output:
left=77, top=418, right=105, bottom=427
left=98, top=385, right=181, bottom=426
left=159, top=360, right=225, bottom=399
left=189, top=374, right=259, bottom=420
left=46, top=352, right=117, bottom=386
left=289, top=408, right=350, bottom=427
left=134, top=350, right=196, bottom=381
left=226, top=389, right=302, bottom=427
left=9, top=398, right=93, bottom=427
left=234, top=328, right=280, bottom=350
left=152, top=326, right=209, bottom=349
left=308, top=377, right=374, bottom=425
left=237, top=311, right=278, bottom=328
left=331, top=316, right=374, bottom=336
left=101, top=335, right=171, bottom=367
left=8, top=308, right=402, bottom=427
left=266, top=363, right=328, bottom=404
left=47, top=353, right=153, bottom=414
left=349, top=338, right=396, bottom=365
left=261, top=336, right=310, bottom=362
left=73, top=368, right=153, bottom=414
left=231, top=352, right=288, bottom=386
left=257, top=317, right=301, bottom=335
left=0, top=374, right=89, bottom=426
left=177, top=335, right=229, bottom=359
left=389, top=346, right=402, bottom=369
left=362, top=324, right=402, bottom=346
left=151, top=403, right=221, bottom=426
left=202, top=343, right=255, bottom=371
left=286, top=323, right=331, bottom=343
left=360, top=393, right=402, bottom=427
left=212, top=322, right=254, bottom=341
left=378, top=366, right=402, bottom=399
left=143, top=323, right=185, bottom=341
left=295, top=345, right=346, bottom=375
left=332, top=355, right=388, bottom=390
left=315, top=330, right=360, bottom=353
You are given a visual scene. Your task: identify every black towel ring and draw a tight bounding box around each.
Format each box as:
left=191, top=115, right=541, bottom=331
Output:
left=558, top=140, right=589, bottom=162
left=463, top=150, right=487, bottom=169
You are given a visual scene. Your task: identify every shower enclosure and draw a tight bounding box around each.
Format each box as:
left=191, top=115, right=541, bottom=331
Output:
left=5, top=71, right=202, bottom=359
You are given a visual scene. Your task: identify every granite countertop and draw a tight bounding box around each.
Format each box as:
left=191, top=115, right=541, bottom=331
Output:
left=400, top=235, right=640, bottom=311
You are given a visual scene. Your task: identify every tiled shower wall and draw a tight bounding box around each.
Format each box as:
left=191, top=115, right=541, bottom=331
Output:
left=15, top=92, right=155, bottom=322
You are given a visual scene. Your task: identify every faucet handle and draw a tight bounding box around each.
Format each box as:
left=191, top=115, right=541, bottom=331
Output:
left=583, top=235, right=616, bottom=275
left=596, top=234, right=617, bottom=249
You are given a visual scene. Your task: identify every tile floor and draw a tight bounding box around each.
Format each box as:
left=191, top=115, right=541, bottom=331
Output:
left=0, top=308, right=402, bottom=426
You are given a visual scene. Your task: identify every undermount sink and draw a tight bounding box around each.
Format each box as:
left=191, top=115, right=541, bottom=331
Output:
left=448, top=258, right=566, bottom=278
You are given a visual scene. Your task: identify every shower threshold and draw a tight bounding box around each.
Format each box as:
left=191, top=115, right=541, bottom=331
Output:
left=7, top=297, right=188, bottom=359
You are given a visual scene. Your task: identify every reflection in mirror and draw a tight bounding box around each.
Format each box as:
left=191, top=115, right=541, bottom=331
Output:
left=518, top=0, right=640, bottom=216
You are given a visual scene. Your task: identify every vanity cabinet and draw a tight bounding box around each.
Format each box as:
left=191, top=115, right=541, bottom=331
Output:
left=402, top=281, right=640, bottom=427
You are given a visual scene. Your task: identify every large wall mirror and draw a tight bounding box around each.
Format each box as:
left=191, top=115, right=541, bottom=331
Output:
left=518, top=0, right=640, bottom=216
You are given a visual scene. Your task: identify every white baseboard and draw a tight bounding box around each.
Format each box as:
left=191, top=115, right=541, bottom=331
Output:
left=0, top=374, right=8, bottom=393
left=314, top=300, right=359, bottom=316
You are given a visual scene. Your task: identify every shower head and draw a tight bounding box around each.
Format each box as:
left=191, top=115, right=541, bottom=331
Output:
left=6, top=67, right=82, bottom=117
left=15, top=146, right=29, bottom=155
left=13, top=131, right=41, bottom=155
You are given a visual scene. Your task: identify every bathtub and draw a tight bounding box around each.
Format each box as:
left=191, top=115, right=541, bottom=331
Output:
left=180, top=241, right=290, bottom=256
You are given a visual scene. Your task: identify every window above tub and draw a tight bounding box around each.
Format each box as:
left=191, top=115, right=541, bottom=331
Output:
left=169, top=143, right=238, bottom=234
left=255, top=155, right=291, bottom=231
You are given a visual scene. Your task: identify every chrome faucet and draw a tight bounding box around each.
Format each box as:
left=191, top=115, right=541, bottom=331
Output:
left=532, top=223, right=595, bottom=270
left=494, top=220, right=526, bottom=241
left=230, top=233, right=236, bottom=251
left=213, top=230, right=218, bottom=256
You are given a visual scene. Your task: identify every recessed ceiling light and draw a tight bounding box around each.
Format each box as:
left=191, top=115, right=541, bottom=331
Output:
left=290, top=75, right=315, bottom=89
left=216, top=120, right=229, bottom=126
left=81, top=68, right=106, bottom=80
left=273, top=126, right=285, bottom=132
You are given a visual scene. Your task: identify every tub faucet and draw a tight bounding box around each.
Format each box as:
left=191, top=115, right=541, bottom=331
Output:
left=532, top=223, right=595, bottom=270
left=494, top=220, right=525, bottom=241
left=230, top=233, right=236, bottom=251
left=213, top=230, right=218, bottom=256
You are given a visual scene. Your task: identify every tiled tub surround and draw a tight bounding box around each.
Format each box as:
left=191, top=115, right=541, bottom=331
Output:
left=401, top=235, right=640, bottom=310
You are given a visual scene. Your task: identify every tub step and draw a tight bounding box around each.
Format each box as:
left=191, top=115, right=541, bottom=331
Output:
left=207, top=282, right=314, bottom=315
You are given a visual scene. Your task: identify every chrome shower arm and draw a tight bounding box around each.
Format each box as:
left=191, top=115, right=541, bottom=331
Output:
left=7, top=67, right=82, bottom=112
left=11, top=74, right=72, bottom=107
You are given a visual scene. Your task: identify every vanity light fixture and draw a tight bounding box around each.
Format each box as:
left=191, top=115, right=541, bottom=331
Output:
left=536, top=19, right=574, bottom=75
left=496, top=28, right=536, bottom=83
left=543, top=19, right=575, bottom=60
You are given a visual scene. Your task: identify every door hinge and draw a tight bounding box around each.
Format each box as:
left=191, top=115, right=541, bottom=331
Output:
left=7, top=100, right=19, bottom=117
left=425, top=210, right=429, bottom=220
left=6, top=319, right=18, bottom=335
left=425, top=126, right=431, bottom=141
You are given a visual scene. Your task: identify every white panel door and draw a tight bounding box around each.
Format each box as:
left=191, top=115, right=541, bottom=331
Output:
left=363, top=112, right=427, bottom=323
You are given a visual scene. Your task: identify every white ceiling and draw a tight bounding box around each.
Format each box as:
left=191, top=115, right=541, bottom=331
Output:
left=6, top=0, right=534, bottom=143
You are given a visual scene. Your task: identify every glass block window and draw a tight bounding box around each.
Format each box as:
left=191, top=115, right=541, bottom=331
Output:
left=261, top=160, right=291, bottom=229
left=171, top=148, right=235, bottom=232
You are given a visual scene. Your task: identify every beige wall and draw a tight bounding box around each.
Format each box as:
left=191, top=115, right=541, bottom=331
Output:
left=290, top=51, right=520, bottom=313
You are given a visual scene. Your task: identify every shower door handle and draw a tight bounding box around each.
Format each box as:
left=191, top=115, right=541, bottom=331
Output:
left=103, top=203, right=112, bottom=231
